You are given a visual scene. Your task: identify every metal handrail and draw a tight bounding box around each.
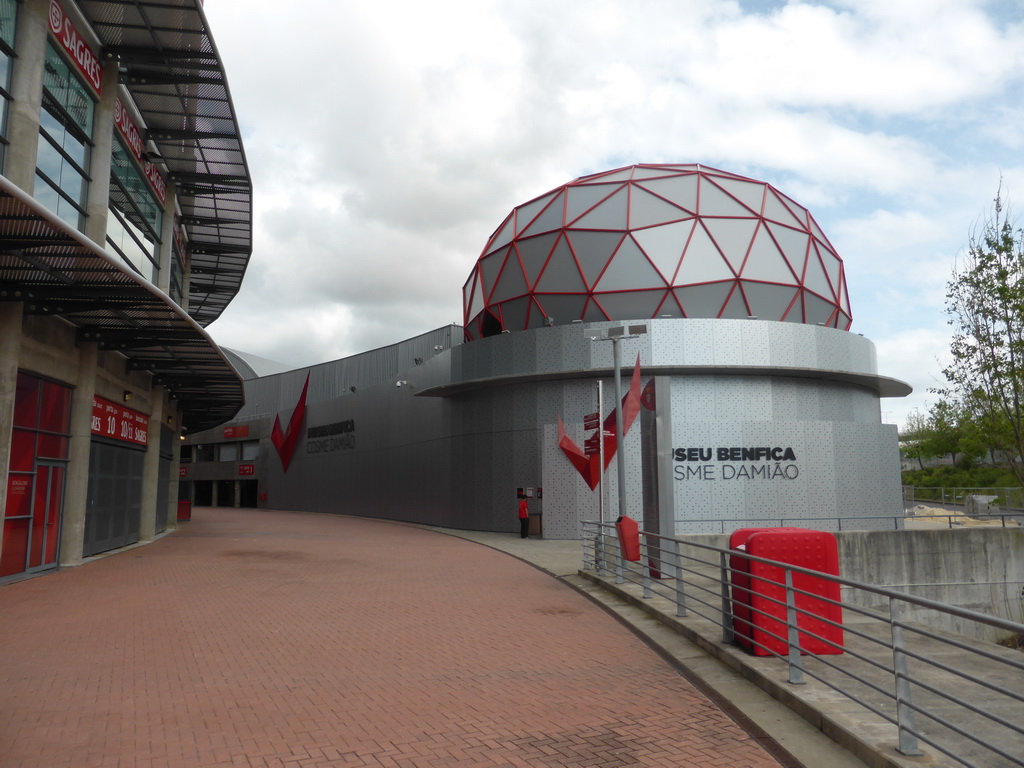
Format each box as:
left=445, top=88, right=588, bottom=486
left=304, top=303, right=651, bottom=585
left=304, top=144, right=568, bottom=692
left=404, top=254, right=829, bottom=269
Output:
left=682, top=512, right=1024, bottom=531
left=581, top=521, right=1024, bottom=768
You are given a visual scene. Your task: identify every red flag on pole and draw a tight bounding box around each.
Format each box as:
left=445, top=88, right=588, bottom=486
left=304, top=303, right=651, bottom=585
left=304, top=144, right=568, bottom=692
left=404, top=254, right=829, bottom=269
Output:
left=558, top=356, right=647, bottom=487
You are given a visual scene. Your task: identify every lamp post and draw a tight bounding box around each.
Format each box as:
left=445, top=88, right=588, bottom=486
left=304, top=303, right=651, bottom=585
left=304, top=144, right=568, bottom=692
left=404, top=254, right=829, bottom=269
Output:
left=585, top=323, right=647, bottom=521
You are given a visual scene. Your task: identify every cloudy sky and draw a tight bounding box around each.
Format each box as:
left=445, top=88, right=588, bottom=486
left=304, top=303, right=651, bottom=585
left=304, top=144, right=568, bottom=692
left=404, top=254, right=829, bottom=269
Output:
left=201, top=0, right=1024, bottom=428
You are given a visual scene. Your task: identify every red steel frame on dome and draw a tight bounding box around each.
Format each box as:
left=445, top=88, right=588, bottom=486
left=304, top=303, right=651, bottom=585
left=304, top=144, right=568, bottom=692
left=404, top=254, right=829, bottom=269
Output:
left=462, top=164, right=851, bottom=341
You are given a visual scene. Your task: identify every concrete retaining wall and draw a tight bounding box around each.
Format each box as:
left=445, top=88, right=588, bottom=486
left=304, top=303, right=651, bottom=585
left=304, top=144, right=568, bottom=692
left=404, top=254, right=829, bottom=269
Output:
left=678, top=528, right=1024, bottom=643
left=836, top=528, right=1024, bottom=642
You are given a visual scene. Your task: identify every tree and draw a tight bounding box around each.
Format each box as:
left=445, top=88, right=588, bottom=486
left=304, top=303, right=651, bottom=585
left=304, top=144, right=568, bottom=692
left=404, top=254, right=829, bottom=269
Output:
left=900, top=408, right=931, bottom=470
left=941, top=188, right=1024, bottom=484
left=920, top=398, right=985, bottom=467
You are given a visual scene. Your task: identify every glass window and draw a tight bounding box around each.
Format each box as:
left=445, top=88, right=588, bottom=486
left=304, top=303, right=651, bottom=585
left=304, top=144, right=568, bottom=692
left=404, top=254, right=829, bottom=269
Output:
left=0, top=0, right=17, bottom=169
left=106, top=136, right=162, bottom=282
left=241, top=441, right=260, bottom=461
left=11, top=373, right=72, bottom=467
left=39, top=380, right=71, bottom=433
left=194, top=444, right=214, bottom=463
left=35, top=44, right=94, bottom=231
left=218, top=442, right=239, bottom=462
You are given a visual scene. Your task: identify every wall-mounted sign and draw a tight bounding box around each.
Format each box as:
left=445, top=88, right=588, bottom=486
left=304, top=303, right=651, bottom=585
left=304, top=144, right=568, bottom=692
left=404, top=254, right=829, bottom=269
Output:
left=238, top=464, right=255, bottom=476
left=224, top=425, right=250, bottom=439
left=673, top=446, right=799, bottom=481
left=179, top=466, right=188, bottom=478
left=48, top=0, right=102, bottom=95
left=113, top=98, right=167, bottom=203
left=305, top=419, right=355, bottom=455
left=91, top=396, right=148, bottom=446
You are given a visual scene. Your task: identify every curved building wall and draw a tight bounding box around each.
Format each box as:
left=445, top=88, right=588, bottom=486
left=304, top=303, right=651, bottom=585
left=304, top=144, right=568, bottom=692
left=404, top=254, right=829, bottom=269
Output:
left=446, top=318, right=902, bottom=537
left=189, top=319, right=907, bottom=538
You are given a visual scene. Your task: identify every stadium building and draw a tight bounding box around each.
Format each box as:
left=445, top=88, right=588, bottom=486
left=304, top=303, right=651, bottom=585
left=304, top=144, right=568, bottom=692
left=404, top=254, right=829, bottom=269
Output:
left=0, top=0, right=250, bottom=580
left=184, top=164, right=910, bottom=539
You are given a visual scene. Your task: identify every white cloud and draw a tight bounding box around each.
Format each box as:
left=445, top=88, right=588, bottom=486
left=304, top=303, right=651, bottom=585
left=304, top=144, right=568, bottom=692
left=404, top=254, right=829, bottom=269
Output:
left=201, top=0, right=1024, bottom=410
left=874, top=326, right=954, bottom=427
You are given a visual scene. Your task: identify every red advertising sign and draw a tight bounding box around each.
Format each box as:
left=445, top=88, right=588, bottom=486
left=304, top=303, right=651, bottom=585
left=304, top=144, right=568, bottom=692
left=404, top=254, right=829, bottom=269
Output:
left=238, top=464, right=255, bottom=477
left=48, top=0, right=102, bottom=95
left=113, top=98, right=167, bottom=204
left=178, top=466, right=187, bottom=478
left=91, top=396, right=149, bottom=446
left=223, top=425, right=250, bottom=439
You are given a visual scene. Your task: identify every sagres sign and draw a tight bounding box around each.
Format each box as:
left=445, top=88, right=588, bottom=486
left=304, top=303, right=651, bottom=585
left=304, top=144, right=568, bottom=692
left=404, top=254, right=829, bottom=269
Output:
left=674, top=446, right=799, bottom=481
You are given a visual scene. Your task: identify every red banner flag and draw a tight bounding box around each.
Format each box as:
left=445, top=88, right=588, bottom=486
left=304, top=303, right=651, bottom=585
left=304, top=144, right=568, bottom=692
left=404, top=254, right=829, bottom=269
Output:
left=558, top=355, right=648, bottom=488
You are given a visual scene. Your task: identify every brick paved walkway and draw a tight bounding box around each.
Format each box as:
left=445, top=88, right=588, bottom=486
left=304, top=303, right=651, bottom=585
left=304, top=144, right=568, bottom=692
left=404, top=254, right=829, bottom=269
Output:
left=0, top=508, right=785, bottom=767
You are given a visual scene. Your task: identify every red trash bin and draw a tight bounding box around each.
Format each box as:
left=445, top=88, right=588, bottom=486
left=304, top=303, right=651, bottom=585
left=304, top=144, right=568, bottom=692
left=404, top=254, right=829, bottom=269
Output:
left=615, top=516, right=641, bottom=562
left=176, top=500, right=192, bottom=522
left=730, top=528, right=843, bottom=657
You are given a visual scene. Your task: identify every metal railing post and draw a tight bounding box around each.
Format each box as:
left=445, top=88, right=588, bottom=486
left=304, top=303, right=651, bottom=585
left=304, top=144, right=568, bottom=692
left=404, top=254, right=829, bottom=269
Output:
left=615, top=539, right=624, bottom=584
left=595, top=532, right=605, bottom=575
left=784, top=569, right=805, bottom=685
left=642, top=536, right=652, bottom=598
left=720, top=551, right=734, bottom=644
left=890, top=599, right=923, bottom=756
left=673, top=539, right=687, bottom=617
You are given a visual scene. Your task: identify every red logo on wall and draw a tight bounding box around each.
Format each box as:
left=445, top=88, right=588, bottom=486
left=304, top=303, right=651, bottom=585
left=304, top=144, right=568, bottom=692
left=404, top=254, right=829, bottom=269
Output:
left=113, top=98, right=167, bottom=203
left=238, top=464, right=255, bottom=476
left=270, top=374, right=309, bottom=473
left=223, top=424, right=250, bottom=439
left=48, top=0, right=103, bottom=95
left=91, top=396, right=148, bottom=446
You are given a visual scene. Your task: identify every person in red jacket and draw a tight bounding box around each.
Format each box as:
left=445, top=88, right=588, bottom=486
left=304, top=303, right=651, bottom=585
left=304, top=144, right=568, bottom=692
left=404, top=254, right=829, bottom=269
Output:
left=518, top=497, right=530, bottom=539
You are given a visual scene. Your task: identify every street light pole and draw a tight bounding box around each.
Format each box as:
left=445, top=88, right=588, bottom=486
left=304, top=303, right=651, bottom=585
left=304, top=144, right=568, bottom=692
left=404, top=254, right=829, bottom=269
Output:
left=587, top=324, right=647, bottom=522
left=611, top=330, right=628, bottom=524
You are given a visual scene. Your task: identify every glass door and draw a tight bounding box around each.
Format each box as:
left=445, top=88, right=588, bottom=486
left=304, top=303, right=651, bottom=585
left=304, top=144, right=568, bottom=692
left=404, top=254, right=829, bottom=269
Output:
left=28, top=462, right=64, bottom=571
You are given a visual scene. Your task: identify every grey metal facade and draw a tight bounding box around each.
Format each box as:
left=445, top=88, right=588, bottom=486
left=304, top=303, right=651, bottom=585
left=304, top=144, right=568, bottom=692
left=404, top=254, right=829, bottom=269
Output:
left=187, top=319, right=908, bottom=539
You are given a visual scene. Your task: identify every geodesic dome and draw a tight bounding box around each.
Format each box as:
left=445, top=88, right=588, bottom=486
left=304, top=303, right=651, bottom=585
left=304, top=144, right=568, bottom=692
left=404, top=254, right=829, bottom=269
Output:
left=462, top=164, right=851, bottom=340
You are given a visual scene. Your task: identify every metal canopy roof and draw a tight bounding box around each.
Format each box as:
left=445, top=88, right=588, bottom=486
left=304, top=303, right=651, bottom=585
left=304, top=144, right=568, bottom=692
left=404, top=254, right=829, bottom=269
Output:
left=78, top=0, right=252, bottom=328
left=0, top=177, right=243, bottom=434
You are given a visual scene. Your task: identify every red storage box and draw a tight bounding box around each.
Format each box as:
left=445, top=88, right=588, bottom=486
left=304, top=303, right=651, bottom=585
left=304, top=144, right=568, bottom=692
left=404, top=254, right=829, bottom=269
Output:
left=730, top=528, right=843, bottom=657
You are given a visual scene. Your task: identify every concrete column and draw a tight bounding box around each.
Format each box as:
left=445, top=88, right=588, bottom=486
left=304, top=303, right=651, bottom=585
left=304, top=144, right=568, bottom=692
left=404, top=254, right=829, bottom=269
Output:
left=165, top=401, right=181, bottom=533
left=4, top=0, right=48, bottom=189
left=157, top=183, right=177, bottom=294
left=83, top=64, right=119, bottom=246
left=211, top=480, right=218, bottom=508
left=60, top=342, right=97, bottom=566
left=179, top=254, right=191, bottom=314
left=0, top=302, right=24, bottom=560
left=234, top=480, right=241, bottom=508
left=137, top=390, right=163, bottom=541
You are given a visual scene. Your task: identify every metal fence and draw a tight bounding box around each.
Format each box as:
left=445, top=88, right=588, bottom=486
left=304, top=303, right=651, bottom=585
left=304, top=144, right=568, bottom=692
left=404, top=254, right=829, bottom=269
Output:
left=581, top=521, right=1024, bottom=768
left=903, top=485, right=1024, bottom=511
left=685, top=512, right=1023, bottom=532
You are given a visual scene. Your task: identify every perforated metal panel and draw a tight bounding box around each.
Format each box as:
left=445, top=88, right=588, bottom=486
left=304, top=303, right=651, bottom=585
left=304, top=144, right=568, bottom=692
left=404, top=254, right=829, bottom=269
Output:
left=207, top=319, right=906, bottom=539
